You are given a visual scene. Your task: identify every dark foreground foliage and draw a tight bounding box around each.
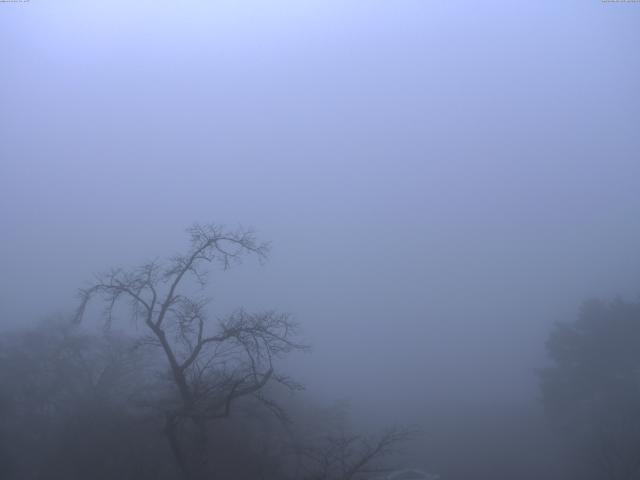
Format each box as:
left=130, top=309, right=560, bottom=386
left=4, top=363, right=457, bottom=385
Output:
left=0, top=321, right=413, bottom=480
left=540, top=298, right=640, bottom=480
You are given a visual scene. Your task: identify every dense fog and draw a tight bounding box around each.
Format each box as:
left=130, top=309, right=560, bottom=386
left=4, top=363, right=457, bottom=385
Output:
left=1, top=1, right=639, bottom=479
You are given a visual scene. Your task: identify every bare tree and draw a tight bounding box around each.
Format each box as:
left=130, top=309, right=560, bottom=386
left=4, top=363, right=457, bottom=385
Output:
left=74, top=223, right=308, bottom=479
left=296, top=427, right=416, bottom=480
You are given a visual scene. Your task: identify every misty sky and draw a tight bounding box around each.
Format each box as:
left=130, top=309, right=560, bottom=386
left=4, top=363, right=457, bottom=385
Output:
left=1, top=0, right=640, bottom=422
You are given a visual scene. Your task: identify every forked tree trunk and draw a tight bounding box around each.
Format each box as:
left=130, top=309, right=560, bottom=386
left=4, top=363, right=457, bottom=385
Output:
left=164, top=414, right=212, bottom=480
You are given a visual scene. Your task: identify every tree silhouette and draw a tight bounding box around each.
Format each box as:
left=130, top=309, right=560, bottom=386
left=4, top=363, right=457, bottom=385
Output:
left=74, top=223, right=308, bottom=479
left=539, top=298, right=640, bottom=480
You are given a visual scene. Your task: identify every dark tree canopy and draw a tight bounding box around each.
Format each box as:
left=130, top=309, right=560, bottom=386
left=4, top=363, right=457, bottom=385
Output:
left=539, top=298, right=640, bottom=480
left=0, top=321, right=171, bottom=480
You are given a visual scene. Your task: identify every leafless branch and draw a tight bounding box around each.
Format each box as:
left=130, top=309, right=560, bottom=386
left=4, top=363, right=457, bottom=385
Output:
left=72, top=223, right=306, bottom=479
